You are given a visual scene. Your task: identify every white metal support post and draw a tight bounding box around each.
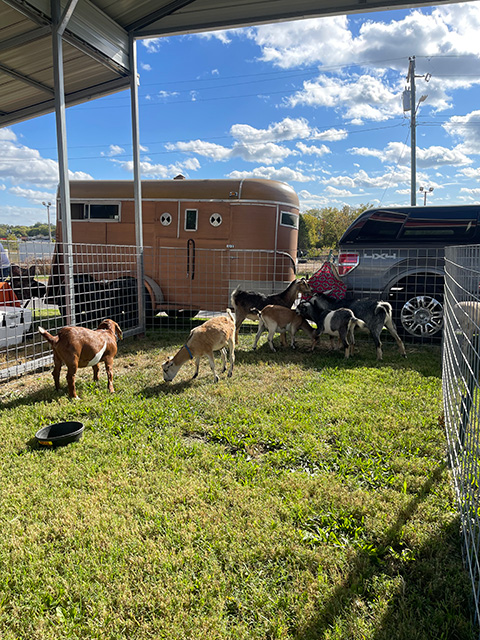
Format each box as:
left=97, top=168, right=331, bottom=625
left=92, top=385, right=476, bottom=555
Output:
left=52, top=0, right=79, bottom=325
left=129, top=35, right=145, bottom=332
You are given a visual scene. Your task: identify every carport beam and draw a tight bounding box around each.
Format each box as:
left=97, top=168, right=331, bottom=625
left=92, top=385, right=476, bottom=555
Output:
left=130, top=35, right=145, bottom=330
left=52, top=0, right=75, bottom=324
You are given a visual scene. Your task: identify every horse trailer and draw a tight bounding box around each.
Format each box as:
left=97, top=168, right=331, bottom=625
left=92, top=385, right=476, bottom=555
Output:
left=47, top=178, right=300, bottom=325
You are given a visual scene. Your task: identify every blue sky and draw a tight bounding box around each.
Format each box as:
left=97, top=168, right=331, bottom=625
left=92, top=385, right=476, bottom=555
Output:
left=3, top=1, right=480, bottom=226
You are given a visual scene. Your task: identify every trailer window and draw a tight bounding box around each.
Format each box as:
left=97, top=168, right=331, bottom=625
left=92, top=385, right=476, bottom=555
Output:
left=185, top=209, right=198, bottom=231
left=71, top=203, right=86, bottom=220
left=280, top=211, right=298, bottom=229
left=68, top=203, right=119, bottom=221
left=89, top=204, right=119, bottom=220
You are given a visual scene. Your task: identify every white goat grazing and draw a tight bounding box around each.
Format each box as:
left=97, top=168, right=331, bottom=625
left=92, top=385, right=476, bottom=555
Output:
left=252, top=304, right=317, bottom=352
left=162, top=309, right=235, bottom=383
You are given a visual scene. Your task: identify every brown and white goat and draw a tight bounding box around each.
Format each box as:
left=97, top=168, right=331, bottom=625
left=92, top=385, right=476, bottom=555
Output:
left=162, top=309, right=235, bottom=383
left=230, top=277, right=311, bottom=339
left=38, top=319, right=123, bottom=398
left=252, top=304, right=317, bottom=352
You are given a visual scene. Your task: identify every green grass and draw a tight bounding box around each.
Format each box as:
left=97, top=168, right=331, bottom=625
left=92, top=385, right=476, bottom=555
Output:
left=0, top=329, right=474, bottom=639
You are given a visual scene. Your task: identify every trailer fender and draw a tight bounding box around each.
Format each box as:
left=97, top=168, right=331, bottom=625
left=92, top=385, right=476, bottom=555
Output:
left=144, top=275, right=164, bottom=310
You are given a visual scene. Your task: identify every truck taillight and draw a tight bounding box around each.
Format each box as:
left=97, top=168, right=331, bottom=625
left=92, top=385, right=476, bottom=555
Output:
left=337, top=252, right=359, bottom=275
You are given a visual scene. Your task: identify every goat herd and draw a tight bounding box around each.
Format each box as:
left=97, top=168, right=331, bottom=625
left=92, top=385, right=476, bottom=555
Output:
left=161, top=277, right=408, bottom=386
left=32, top=276, right=409, bottom=398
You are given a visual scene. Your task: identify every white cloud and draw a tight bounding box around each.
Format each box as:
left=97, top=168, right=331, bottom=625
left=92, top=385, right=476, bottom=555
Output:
left=165, top=117, right=345, bottom=165
left=113, top=157, right=201, bottom=179
left=325, top=186, right=355, bottom=197
left=459, top=166, right=480, bottom=179
left=227, top=166, right=314, bottom=182
left=246, top=16, right=352, bottom=69
left=142, top=38, right=162, bottom=53
left=298, top=189, right=331, bottom=210
left=196, top=30, right=232, bottom=44
left=9, top=186, right=57, bottom=205
left=230, top=117, right=311, bottom=143
left=166, top=140, right=232, bottom=161
left=443, top=110, right=480, bottom=154
left=158, top=90, right=179, bottom=100
left=101, top=144, right=125, bottom=157
left=286, top=74, right=403, bottom=123
left=296, top=142, right=330, bottom=156
left=141, top=63, right=152, bottom=71
left=166, top=136, right=292, bottom=164
left=0, top=128, right=93, bottom=189
left=350, top=141, right=472, bottom=168
left=312, top=128, right=348, bottom=142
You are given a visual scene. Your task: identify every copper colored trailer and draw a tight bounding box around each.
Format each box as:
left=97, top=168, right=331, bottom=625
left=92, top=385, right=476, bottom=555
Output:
left=49, top=178, right=300, bottom=321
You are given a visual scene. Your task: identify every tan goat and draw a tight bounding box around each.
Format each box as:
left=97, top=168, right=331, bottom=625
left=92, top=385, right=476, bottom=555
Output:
left=162, top=309, right=235, bottom=383
left=252, top=304, right=317, bottom=352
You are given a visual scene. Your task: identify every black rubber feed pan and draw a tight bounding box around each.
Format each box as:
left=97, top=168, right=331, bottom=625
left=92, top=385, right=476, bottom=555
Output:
left=35, top=421, right=84, bottom=447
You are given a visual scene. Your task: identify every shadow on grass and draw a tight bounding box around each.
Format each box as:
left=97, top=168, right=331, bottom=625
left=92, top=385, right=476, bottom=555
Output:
left=298, top=462, right=474, bottom=640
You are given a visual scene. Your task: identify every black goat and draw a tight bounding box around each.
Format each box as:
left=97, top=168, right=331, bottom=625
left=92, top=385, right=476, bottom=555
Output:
left=9, top=264, right=46, bottom=303
left=298, top=293, right=406, bottom=360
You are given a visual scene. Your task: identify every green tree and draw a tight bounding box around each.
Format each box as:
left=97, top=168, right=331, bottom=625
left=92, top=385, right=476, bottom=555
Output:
left=298, top=213, right=322, bottom=254
left=300, top=204, right=370, bottom=253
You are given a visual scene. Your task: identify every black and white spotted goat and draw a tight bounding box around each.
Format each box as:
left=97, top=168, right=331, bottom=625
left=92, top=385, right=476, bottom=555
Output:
left=298, top=292, right=407, bottom=360
left=302, top=306, right=366, bottom=358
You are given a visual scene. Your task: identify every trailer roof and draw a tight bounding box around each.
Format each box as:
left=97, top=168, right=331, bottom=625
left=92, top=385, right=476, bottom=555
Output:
left=0, top=0, right=471, bottom=129
left=68, top=178, right=300, bottom=206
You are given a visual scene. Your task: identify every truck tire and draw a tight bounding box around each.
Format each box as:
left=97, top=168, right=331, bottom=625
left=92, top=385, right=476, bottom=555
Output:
left=390, top=274, right=444, bottom=342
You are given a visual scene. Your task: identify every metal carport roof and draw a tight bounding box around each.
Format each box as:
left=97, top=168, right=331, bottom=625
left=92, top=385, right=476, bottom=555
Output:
left=0, top=0, right=470, bottom=129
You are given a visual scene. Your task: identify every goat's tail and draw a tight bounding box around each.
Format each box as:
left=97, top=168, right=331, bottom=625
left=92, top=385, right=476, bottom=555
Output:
left=226, top=308, right=235, bottom=324
left=230, top=286, right=241, bottom=308
left=353, top=318, right=367, bottom=330
left=376, top=301, right=393, bottom=318
left=38, top=326, right=58, bottom=345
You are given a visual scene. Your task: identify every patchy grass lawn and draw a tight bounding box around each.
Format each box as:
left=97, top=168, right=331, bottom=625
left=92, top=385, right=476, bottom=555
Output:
left=0, top=328, right=474, bottom=640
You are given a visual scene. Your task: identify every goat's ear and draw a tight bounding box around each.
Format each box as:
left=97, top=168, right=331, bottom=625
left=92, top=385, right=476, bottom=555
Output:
left=10, top=264, right=21, bottom=277
left=28, top=265, right=36, bottom=276
left=115, top=322, right=123, bottom=340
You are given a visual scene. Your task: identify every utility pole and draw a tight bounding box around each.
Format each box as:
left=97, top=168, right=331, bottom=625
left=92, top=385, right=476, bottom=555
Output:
left=404, top=57, right=430, bottom=206
left=408, top=57, right=416, bottom=206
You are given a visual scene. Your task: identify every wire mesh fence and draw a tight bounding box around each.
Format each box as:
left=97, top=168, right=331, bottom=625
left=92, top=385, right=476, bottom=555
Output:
left=0, top=240, right=143, bottom=382
left=443, top=244, right=480, bottom=626
left=0, top=241, right=298, bottom=383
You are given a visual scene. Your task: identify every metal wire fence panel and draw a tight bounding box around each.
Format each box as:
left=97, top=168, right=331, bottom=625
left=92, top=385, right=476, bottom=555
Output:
left=443, top=244, right=480, bottom=625
left=0, top=241, right=143, bottom=383
left=143, top=246, right=297, bottom=321
left=1, top=242, right=298, bottom=382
